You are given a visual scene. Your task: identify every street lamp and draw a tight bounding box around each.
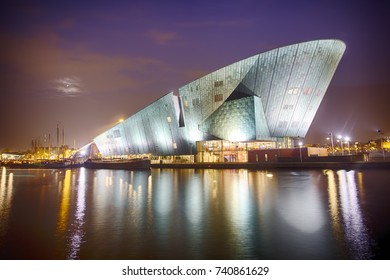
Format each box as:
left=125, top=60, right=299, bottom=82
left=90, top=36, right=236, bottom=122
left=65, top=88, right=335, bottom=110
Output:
left=378, top=130, right=385, bottom=160
left=327, top=133, right=335, bottom=155
left=298, top=141, right=303, bottom=162
left=344, top=136, right=350, bottom=155
left=354, top=142, right=359, bottom=155
left=337, top=135, right=344, bottom=155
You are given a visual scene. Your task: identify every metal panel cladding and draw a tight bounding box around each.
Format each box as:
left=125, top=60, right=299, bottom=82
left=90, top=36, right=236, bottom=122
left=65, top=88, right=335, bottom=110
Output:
left=243, top=39, right=346, bottom=137
left=93, top=39, right=345, bottom=156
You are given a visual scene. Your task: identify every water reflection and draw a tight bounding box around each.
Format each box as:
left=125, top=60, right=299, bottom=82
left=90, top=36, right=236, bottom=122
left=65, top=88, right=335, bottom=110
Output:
left=68, top=168, right=87, bottom=259
left=326, top=170, right=343, bottom=239
left=338, top=170, right=372, bottom=259
left=1, top=167, right=386, bottom=259
left=0, top=168, right=14, bottom=241
left=326, top=170, right=373, bottom=259
left=223, top=170, right=255, bottom=258
left=276, top=172, right=326, bottom=234
left=57, top=169, right=72, bottom=233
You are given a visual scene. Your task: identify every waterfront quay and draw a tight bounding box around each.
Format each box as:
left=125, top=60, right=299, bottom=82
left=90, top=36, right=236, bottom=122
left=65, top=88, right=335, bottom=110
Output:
left=151, top=160, right=390, bottom=170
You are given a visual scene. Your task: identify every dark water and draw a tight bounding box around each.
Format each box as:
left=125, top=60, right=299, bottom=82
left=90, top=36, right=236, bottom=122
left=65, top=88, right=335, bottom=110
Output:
left=0, top=166, right=389, bottom=260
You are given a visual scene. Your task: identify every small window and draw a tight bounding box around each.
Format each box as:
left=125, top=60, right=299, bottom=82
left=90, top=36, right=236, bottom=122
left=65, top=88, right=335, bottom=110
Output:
left=167, top=116, right=172, bottom=123
left=192, top=98, right=200, bottom=106
left=283, top=104, right=293, bottom=110
left=214, top=94, right=223, bottom=102
left=287, top=87, right=299, bottom=95
left=278, top=121, right=288, bottom=128
left=113, top=129, right=121, bottom=138
left=214, top=81, right=223, bottom=87
left=291, top=121, right=299, bottom=128
left=303, top=88, right=312, bottom=95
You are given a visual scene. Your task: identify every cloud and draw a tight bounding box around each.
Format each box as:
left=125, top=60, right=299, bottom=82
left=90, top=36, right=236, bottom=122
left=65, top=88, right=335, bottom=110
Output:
left=0, top=32, right=162, bottom=98
left=147, top=30, right=178, bottom=45
left=53, top=76, right=82, bottom=97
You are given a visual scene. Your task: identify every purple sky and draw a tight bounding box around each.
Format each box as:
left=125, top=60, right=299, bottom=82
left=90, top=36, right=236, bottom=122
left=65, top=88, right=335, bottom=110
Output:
left=1, top=0, right=389, bottom=151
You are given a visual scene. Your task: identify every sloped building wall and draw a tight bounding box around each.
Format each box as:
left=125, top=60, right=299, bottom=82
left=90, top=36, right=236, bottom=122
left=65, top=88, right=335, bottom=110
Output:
left=93, top=40, right=346, bottom=157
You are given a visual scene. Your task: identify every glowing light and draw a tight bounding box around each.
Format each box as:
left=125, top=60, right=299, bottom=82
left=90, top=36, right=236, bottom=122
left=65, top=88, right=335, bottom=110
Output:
left=68, top=168, right=86, bottom=259
left=0, top=168, right=13, bottom=233
left=227, top=130, right=248, bottom=142
left=277, top=174, right=325, bottom=234
left=338, top=170, right=372, bottom=258
left=326, top=170, right=342, bottom=238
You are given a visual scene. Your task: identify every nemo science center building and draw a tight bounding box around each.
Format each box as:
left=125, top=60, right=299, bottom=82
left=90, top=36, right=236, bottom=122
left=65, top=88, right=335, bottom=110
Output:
left=91, top=39, right=346, bottom=163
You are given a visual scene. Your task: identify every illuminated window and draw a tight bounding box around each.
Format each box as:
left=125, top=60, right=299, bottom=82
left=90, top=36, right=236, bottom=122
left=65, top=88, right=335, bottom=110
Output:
left=167, top=116, right=172, bottom=123
left=184, top=97, right=188, bottom=107
left=303, top=88, right=313, bottom=95
left=287, top=87, right=299, bottom=95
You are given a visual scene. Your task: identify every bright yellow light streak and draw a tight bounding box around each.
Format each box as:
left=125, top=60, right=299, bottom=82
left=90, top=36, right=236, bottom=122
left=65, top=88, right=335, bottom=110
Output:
left=147, top=175, right=153, bottom=220
left=0, top=168, right=6, bottom=209
left=57, top=170, right=72, bottom=233
left=357, top=172, right=365, bottom=201
left=326, top=170, right=341, bottom=237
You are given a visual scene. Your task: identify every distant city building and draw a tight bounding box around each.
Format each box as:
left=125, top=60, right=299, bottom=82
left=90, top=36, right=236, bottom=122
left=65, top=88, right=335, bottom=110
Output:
left=92, top=39, right=346, bottom=158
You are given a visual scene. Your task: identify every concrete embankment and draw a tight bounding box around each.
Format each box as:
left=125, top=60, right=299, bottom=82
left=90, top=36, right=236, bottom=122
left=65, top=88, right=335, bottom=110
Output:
left=151, top=161, right=390, bottom=170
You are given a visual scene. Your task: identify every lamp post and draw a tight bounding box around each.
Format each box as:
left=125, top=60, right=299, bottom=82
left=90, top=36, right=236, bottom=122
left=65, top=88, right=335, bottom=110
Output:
left=337, top=135, right=344, bottom=155
left=327, top=132, right=335, bottom=155
left=345, top=136, right=350, bottom=155
left=299, top=141, right=303, bottom=163
left=378, top=130, right=385, bottom=160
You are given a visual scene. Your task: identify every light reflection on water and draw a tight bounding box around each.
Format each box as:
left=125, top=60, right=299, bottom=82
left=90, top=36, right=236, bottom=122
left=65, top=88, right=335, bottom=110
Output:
left=68, top=168, right=86, bottom=259
left=57, top=170, right=71, bottom=233
left=0, top=168, right=14, bottom=242
left=337, top=170, right=372, bottom=259
left=0, top=167, right=386, bottom=259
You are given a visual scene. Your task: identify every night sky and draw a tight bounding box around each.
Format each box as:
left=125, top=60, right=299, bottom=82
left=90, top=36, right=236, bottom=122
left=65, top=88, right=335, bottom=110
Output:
left=1, top=0, right=389, bottom=151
